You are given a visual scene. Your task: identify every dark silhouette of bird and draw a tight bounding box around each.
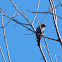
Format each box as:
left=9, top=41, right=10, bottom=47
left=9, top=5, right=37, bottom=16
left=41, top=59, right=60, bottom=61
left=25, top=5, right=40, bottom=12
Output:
left=36, top=24, right=46, bottom=46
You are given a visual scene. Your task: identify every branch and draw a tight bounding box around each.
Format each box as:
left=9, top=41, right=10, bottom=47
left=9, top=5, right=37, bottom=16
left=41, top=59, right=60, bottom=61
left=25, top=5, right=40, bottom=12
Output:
left=49, top=0, right=62, bottom=46
left=59, top=0, right=62, bottom=6
left=1, top=11, right=11, bottom=62
left=41, top=8, right=49, bottom=24
left=44, top=36, right=59, bottom=42
left=27, top=10, right=62, bottom=19
left=2, top=13, right=34, bottom=33
left=10, top=0, right=36, bottom=32
left=39, top=46, right=47, bottom=62
left=19, top=4, right=26, bottom=17
left=32, top=0, right=40, bottom=25
left=33, top=36, right=47, bottom=62
left=0, top=47, right=6, bottom=62
left=43, top=37, right=53, bottom=62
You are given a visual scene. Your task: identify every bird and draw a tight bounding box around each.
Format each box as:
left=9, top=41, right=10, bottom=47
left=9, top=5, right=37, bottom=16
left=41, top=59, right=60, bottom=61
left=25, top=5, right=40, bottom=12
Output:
left=36, top=24, right=46, bottom=47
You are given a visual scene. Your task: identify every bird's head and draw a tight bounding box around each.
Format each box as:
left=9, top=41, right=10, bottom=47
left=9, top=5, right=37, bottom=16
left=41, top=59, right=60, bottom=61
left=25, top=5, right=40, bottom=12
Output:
left=41, top=24, right=46, bottom=28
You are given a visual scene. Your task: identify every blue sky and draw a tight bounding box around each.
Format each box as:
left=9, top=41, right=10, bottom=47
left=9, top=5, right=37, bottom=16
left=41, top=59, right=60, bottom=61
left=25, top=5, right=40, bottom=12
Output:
left=0, top=0, right=62, bottom=62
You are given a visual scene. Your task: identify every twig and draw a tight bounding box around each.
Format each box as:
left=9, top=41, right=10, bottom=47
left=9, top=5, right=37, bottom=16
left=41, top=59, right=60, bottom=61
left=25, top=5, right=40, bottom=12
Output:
left=0, top=8, right=7, bottom=15
left=0, top=10, right=16, bottom=28
left=33, top=36, right=46, bottom=48
left=17, top=8, right=19, bottom=22
left=3, top=13, right=34, bottom=33
left=39, top=46, right=47, bottom=62
left=34, top=33, right=60, bottom=42
left=41, top=8, right=49, bottom=24
left=33, top=36, right=47, bottom=62
left=55, top=4, right=61, bottom=8
left=0, top=47, right=6, bottom=62
left=27, top=9, right=62, bottom=19
left=0, top=9, right=34, bottom=32
left=16, top=1, right=21, bottom=5
left=36, top=17, right=41, bottom=26
left=32, top=0, right=40, bottom=25
left=58, top=55, right=62, bottom=59
left=1, top=11, right=11, bottom=62
left=19, top=4, right=26, bottom=17
left=59, top=0, right=62, bottom=6
left=10, top=0, right=36, bottom=32
left=55, top=54, right=57, bottom=62
left=43, top=37, right=53, bottom=62
left=15, top=10, right=19, bottom=26
left=25, top=33, right=34, bottom=35
left=0, top=20, right=11, bottom=28
left=49, top=0, right=62, bottom=46
left=44, top=36, right=59, bottom=42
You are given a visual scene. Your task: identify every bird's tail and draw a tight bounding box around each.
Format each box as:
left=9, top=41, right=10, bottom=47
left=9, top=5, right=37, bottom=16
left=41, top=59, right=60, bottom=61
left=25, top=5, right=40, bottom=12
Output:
left=37, top=39, right=40, bottom=47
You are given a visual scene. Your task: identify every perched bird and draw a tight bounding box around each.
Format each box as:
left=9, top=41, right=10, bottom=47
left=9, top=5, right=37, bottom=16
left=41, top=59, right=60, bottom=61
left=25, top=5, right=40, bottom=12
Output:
left=36, top=24, right=46, bottom=46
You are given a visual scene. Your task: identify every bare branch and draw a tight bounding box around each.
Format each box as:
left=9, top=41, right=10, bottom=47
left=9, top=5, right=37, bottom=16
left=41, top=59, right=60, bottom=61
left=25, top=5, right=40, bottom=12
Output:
left=44, top=36, right=59, bottom=42
left=41, top=8, right=49, bottom=24
left=39, top=46, right=47, bottom=62
left=3, top=13, right=34, bottom=33
left=10, top=0, right=36, bottom=32
left=33, top=36, right=46, bottom=48
left=0, top=10, right=16, bottom=28
left=33, top=35, right=47, bottom=62
left=49, top=0, right=62, bottom=46
left=55, top=4, right=61, bottom=8
left=0, top=47, right=6, bottom=62
left=19, top=4, right=26, bottom=17
left=32, top=0, right=40, bottom=25
left=0, top=20, right=11, bottom=28
left=1, top=11, right=11, bottom=62
left=33, top=34, right=47, bottom=62
left=43, top=37, right=53, bottom=62
left=59, top=0, right=62, bottom=6
left=29, top=10, right=62, bottom=19
left=16, top=1, right=21, bottom=5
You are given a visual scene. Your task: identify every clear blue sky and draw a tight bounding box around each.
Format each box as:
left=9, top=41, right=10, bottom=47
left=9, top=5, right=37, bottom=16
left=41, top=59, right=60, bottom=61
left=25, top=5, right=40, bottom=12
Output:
left=0, top=0, right=62, bottom=62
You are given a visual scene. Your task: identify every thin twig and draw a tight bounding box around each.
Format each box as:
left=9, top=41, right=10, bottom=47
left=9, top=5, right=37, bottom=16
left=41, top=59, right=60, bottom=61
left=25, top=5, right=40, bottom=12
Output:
left=41, top=8, right=49, bottom=24
left=10, top=0, right=36, bottom=32
left=33, top=36, right=46, bottom=48
left=16, top=1, right=21, bottom=5
left=19, top=4, right=26, bottom=17
left=44, top=36, right=59, bottom=42
left=3, top=13, right=34, bottom=33
left=55, top=4, right=61, bottom=8
left=33, top=36, right=47, bottom=62
left=27, top=9, right=62, bottom=19
left=58, top=55, right=62, bottom=59
left=36, top=17, right=41, bottom=26
left=59, top=0, right=62, bottom=6
left=41, top=14, right=47, bottom=24
left=39, top=46, right=47, bottom=62
left=0, top=10, right=16, bottom=28
left=0, top=9, right=34, bottom=32
left=0, top=20, right=11, bottom=28
left=1, top=11, right=11, bottom=62
left=43, top=37, right=53, bottom=62
left=55, top=54, right=57, bottom=62
left=32, top=0, right=40, bottom=25
left=0, top=47, right=6, bottom=62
